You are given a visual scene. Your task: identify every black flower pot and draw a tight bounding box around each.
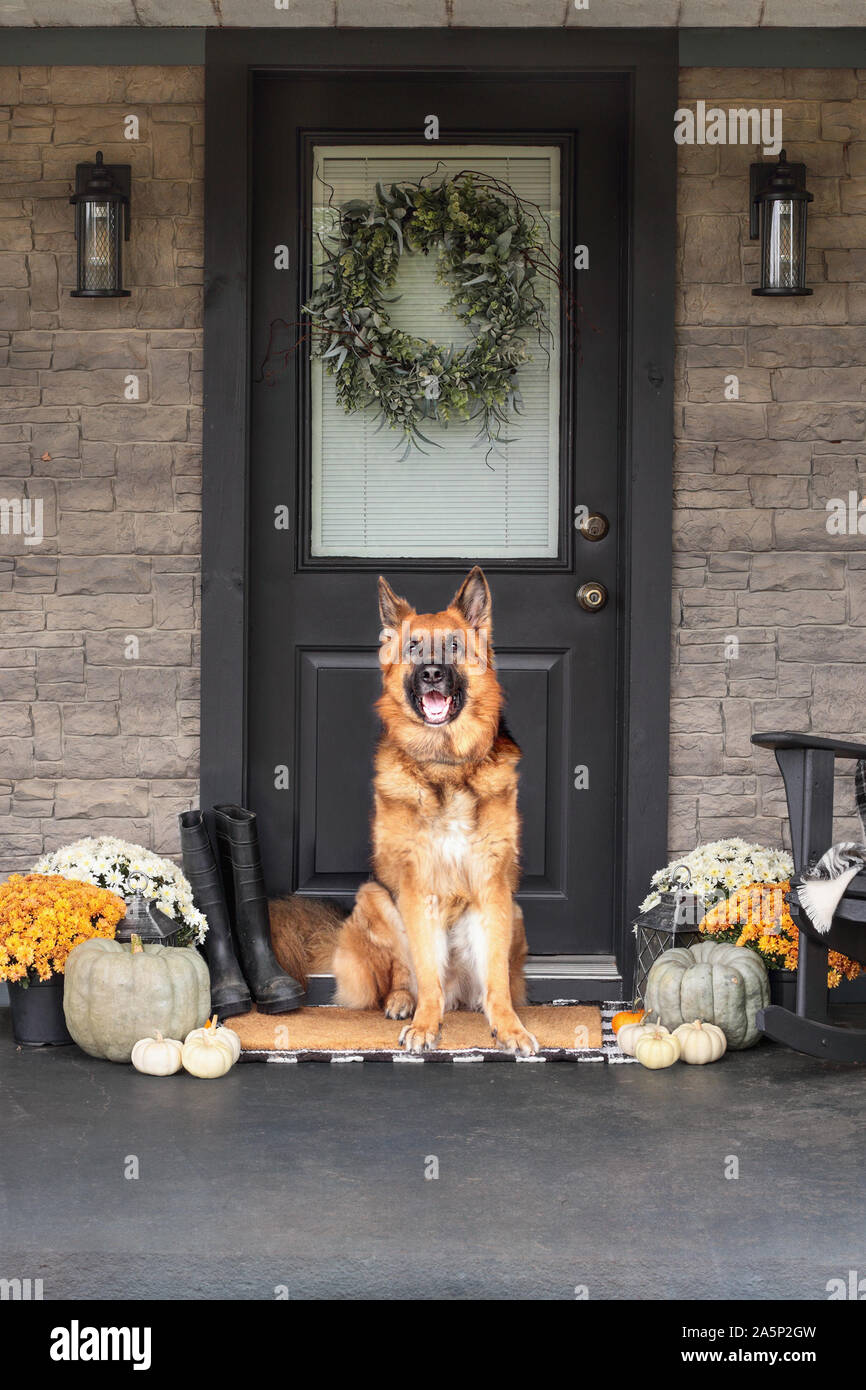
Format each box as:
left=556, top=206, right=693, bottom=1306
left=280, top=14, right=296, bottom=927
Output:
left=769, top=968, right=797, bottom=1012
left=7, top=972, right=74, bottom=1047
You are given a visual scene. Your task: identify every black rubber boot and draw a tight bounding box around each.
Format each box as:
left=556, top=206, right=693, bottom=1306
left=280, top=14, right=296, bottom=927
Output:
left=213, top=803, right=305, bottom=1014
left=178, top=809, right=252, bottom=1019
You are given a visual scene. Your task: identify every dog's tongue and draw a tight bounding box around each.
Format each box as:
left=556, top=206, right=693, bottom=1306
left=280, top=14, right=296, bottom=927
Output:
left=422, top=691, right=448, bottom=718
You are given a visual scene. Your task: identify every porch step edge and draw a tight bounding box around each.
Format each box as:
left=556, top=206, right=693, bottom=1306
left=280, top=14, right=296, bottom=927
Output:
left=301, top=955, right=622, bottom=1007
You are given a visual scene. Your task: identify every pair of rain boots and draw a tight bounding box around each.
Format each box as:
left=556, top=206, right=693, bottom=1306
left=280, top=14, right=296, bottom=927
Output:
left=178, top=804, right=303, bottom=1017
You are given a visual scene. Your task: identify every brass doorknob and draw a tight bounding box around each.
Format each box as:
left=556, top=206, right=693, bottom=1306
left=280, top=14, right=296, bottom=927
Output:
left=576, top=581, right=608, bottom=612
left=577, top=510, right=610, bottom=542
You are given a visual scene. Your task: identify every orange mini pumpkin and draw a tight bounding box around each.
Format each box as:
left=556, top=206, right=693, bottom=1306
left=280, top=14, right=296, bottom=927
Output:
left=612, top=1009, right=645, bottom=1035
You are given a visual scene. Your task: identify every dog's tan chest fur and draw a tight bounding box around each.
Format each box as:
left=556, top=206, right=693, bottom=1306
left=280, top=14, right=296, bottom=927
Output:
left=408, top=785, right=475, bottom=878
left=375, top=769, right=517, bottom=913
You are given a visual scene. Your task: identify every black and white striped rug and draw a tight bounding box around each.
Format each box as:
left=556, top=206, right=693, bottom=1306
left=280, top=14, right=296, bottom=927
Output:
left=238, top=1001, right=636, bottom=1065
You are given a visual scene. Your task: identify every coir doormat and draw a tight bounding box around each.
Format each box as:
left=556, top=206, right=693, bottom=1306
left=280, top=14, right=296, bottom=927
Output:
left=229, top=1004, right=607, bottom=1063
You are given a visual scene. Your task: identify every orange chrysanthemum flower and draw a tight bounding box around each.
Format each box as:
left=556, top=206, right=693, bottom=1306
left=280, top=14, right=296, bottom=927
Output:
left=0, top=873, right=126, bottom=983
left=699, top=879, right=860, bottom=989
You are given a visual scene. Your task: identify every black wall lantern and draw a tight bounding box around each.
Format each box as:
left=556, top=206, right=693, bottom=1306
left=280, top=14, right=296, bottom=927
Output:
left=749, top=149, right=813, bottom=296
left=632, top=866, right=706, bottom=1005
left=70, top=150, right=131, bottom=298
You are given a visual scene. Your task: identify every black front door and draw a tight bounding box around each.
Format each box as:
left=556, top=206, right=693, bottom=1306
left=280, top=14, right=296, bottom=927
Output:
left=247, top=70, right=628, bottom=962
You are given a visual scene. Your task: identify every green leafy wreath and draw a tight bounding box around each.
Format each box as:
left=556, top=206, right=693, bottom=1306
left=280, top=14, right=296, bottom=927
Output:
left=303, top=172, right=552, bottom=456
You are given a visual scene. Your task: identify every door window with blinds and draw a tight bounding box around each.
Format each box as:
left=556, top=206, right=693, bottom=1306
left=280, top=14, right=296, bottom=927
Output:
left=310, top=146, right=561, bottom=559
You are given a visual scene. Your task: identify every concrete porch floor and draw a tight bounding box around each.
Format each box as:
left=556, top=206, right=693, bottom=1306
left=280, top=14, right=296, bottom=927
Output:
left=1, top=1007, right=863, bottom=1301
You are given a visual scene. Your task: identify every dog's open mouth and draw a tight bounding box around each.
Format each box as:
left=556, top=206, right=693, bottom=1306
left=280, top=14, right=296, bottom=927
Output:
left=406, top=666, right=465, bottom=727
left=419, top=691, right=453, bottom=725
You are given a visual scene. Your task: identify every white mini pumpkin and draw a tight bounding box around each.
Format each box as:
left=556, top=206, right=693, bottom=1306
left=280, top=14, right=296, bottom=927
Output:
left=634, top=1025, right=681, bottom=1070
left=131, top=1031, right=184, bottom=1076
left=184, top=1014, right=241, bottom=1065
left=182, top=1027, right=237, bottom=1079
left=618, top=1016, right=669, bottom=1058
left=673, top=1018, right=727, bottom=1065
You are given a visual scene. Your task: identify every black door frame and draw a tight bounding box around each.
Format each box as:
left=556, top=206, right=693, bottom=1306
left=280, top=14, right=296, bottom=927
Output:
left=201, top=27, right=677, bottom=995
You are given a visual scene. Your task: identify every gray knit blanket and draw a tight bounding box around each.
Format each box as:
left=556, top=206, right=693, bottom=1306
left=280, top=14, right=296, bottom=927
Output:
left=796, top=759, right=866, bottom=934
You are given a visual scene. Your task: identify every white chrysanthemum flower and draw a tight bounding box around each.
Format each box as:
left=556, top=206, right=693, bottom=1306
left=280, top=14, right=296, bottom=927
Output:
left=638, top=891, right=662, bottom=913
left=641, top=838, right=794, bottom=913
left=32, top=836, right=208, bottom=945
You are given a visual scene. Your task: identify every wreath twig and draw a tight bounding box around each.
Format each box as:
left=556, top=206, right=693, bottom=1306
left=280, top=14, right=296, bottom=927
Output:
left=301, top=171, right=556, bottom=456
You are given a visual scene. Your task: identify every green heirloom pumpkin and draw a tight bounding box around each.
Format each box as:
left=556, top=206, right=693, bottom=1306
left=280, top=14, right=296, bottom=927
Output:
left=644, top=940, right=769, bottom=1050
left=63, top=937, right=210, bottom=1063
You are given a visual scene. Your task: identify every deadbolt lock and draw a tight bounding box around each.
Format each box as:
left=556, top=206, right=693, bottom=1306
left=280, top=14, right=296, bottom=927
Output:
left=576, top=581, right=609, bottom=613
left=577, top=510, right=610, bottom=542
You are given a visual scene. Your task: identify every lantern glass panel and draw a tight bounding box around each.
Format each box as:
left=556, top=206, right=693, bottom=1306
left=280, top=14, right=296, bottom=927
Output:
left=634, top=922, right=704, bottom=1006
left=78, top=199, right=122, bottom=294
left=761, top=197, right=807, bottom=292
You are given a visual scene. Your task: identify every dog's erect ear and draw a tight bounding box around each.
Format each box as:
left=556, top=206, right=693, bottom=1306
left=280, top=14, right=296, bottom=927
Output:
left=378, top=576, right=412, bottom=630
left=451, top=566, right=491, bottom=629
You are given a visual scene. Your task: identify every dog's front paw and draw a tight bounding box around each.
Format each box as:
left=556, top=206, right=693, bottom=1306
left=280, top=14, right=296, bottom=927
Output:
left=385, top=989, right=415, bottom=1020
left=399, top=1014, right=442, bottom=1053
left=490, top=1014, right=539, bottom=1057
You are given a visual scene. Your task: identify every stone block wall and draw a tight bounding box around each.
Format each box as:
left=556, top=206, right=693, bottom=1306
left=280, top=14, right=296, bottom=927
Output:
left=671, top=67, right=866, bottom=858
left=0, top=65, right=203, bottom=872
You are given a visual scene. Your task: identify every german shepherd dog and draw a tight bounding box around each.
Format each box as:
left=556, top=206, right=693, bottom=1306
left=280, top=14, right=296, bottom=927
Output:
left=270, top=566, right=538, bottom=1055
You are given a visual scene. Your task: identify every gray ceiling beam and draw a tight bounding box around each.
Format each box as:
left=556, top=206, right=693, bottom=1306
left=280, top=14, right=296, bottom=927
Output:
left=0, top=23, right=864, bottom=67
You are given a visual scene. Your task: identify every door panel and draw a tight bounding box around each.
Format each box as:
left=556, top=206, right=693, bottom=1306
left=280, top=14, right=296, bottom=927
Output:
left=297, top=651, right=379, bottom=889
left=249, top=72, right=627, bottom=959
left=296, top=647, right=570, bottom=943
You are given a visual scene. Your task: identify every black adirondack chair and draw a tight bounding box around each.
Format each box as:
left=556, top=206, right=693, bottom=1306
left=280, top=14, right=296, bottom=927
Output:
left=751, top=732, right=866, bottom=1062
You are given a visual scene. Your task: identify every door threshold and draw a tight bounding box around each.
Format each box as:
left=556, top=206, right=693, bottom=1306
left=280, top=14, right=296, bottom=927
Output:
left=525, top=955, right=622, bottom=1003
left=302, top=956, right=621, bottom=1007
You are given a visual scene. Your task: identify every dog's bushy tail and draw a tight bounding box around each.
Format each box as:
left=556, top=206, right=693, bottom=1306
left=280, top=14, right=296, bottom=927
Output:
left=268, top=896, right=347, bottom=988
